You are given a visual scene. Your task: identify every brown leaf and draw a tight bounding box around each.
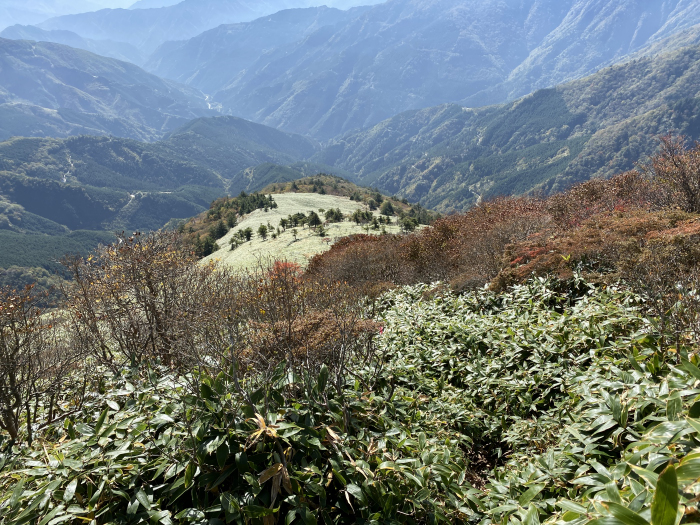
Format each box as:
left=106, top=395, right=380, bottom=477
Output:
left=270, top=471, right=282, bottom=507
left=259, top=463, right=283, bottom=484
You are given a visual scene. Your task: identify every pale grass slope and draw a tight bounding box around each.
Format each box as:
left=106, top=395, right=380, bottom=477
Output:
left=204, top=193, right=402, bottom=271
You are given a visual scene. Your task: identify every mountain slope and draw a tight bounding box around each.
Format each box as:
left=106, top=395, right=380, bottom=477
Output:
left=146, top=6, right=370, bottom=95
left=314, top=44, right=700, bottom=211
left=128, top=0, right=182, bottom=8
left=38, top=0, right=378, bottom=54
left=0, top=25, right=146, bottom=64
left=470, top=0, right=700, bottom=106
left=0, top=38, right=212, bottom=141
left=202, top=0, right=700, bottom=139
left=0, top=0, right=132, bottom=31
left=0, top=115, right=318, bottom=239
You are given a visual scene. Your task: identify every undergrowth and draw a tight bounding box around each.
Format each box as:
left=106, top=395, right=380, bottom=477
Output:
left=2, top=276, right=699, bottom=524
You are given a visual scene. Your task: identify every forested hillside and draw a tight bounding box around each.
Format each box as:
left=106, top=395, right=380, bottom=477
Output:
left=0, top=116, right=317, bottom=232
left=315, top=44, right=700, bottom=211
left=0, top=116, right=325, bottom=277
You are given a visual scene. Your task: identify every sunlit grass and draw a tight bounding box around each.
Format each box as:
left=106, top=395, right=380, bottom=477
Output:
left=204, top=193, right=403, bottom=270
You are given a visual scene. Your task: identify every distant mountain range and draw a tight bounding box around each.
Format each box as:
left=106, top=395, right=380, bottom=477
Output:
left=36, top=0, right=383, bottom=54
left=204, top=0, right=700, bottom=139
left=6, top=0, right=700, bottom=142
left=0, top=0, right=132, bottom=31
left=128, top=0, right=183, bottom=9
left=5, top=26, right=700, bottom=216
left=145, top=6, right=371, bottom=94
left=0, top=25, right=146, bottom=64
left=3, top=1, right=700, bottom=224
left=0, top=38, right=213, bottom=141
left=312, top=44, right=700, bottom=211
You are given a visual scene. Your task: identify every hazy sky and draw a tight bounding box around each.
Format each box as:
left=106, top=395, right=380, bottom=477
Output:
left=92, top=1, right=135, bottom=7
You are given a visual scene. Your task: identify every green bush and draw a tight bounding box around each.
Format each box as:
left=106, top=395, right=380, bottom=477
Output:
left=2, top=277, right=700, bottom=524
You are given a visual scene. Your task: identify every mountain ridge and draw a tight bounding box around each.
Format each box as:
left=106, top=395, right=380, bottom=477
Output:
left=38, top=0, right=381, bottom=54
left=312, top=42, right=700, bottom=211
left=0, top=25, right=146, bottom=64
left=0, top=37, right=213, bottom=141
left=149, top=0, right=700, bottom=139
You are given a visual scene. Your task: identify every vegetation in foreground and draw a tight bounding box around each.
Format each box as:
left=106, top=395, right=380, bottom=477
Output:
left=2, top=136, right=700, bottom=523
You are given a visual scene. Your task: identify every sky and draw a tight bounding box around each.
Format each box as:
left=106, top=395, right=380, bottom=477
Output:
left=89, top=0, right=135, bottom=7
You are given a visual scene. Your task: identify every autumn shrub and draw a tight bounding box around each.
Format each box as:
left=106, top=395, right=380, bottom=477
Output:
left=307, top=197, right=550, bottom=292
left=493, top=209, right=693, bottom=289
left=406, top=196, right=549, bottom=289
left=306, top=234, right=408, bottom=297
left=62, top=231, right=228, bottom=370
left=640, top=134, right=700, bottom=213
left=0, top=285, right=81, bottom=443
left=617, top=221, right=700, bottom=354
left=545, top=169, right=662, bottom=228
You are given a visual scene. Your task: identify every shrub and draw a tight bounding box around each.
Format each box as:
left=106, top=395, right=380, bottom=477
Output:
left=0, top=285, right=79, bottom=442
left=640, top=134, right=700, bottom=213
left=380, top=200, right=394, bottom=216
left=5, top=277, right=700, bottom=523
left=62, top=231, right=226, bottom=370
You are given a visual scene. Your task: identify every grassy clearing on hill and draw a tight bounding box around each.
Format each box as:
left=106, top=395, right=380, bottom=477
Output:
left=204, top=193, right=404, bottom=271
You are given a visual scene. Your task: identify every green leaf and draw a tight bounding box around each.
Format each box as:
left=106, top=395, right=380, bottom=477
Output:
left=666, top=392, right=682, bottom=422
left=556, top=500, right=587, bottom=515
left=135, top=488, right=150, bottom=511
left=38, top=505, right=64, bottom=525
left=299, top=507, right=317, bottom=525
left=606, top=482, right=622, bottom=504
left=589, top=519, right=628, bottom=525
left=106, top=400, right=120, bottom=411
left=686, top=417, right=700, bottom=435
left=628, top=464, right=659, bottom=488
left=184, top=462, right=196, bottom=489
left=677, top=458, right=700, bottom=484
left=216, top=442, right=229, bottom=469
left=680, top=359, right=700, bottom=381
left=523, top=504, right=540, bottom=525
left=651, top=464, right=679, bottom=525
left=235, top=451, right=248, bottom=474
left=519, top=484, right=545, bottom=506
left=94, top=408, right=108, bottom=435
left=346, top=484, right=365, bottom=504
left=151, top=414, right=175, bottom=426
left=318, top=365, right=329, bottom=391
left=63, top=479, right=78, bottom=503
left=9, top=478, right=25, bottom=510
left=689, top=400, right=700, bottom=419
left=604, top=502, right=650, bottom=525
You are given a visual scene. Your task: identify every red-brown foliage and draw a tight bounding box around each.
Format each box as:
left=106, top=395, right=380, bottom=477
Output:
left=305, top=162, right=691, bottom=293
left=307, top=198, right=550, bottom=292
left=306, top=137, right=700, bottom=296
